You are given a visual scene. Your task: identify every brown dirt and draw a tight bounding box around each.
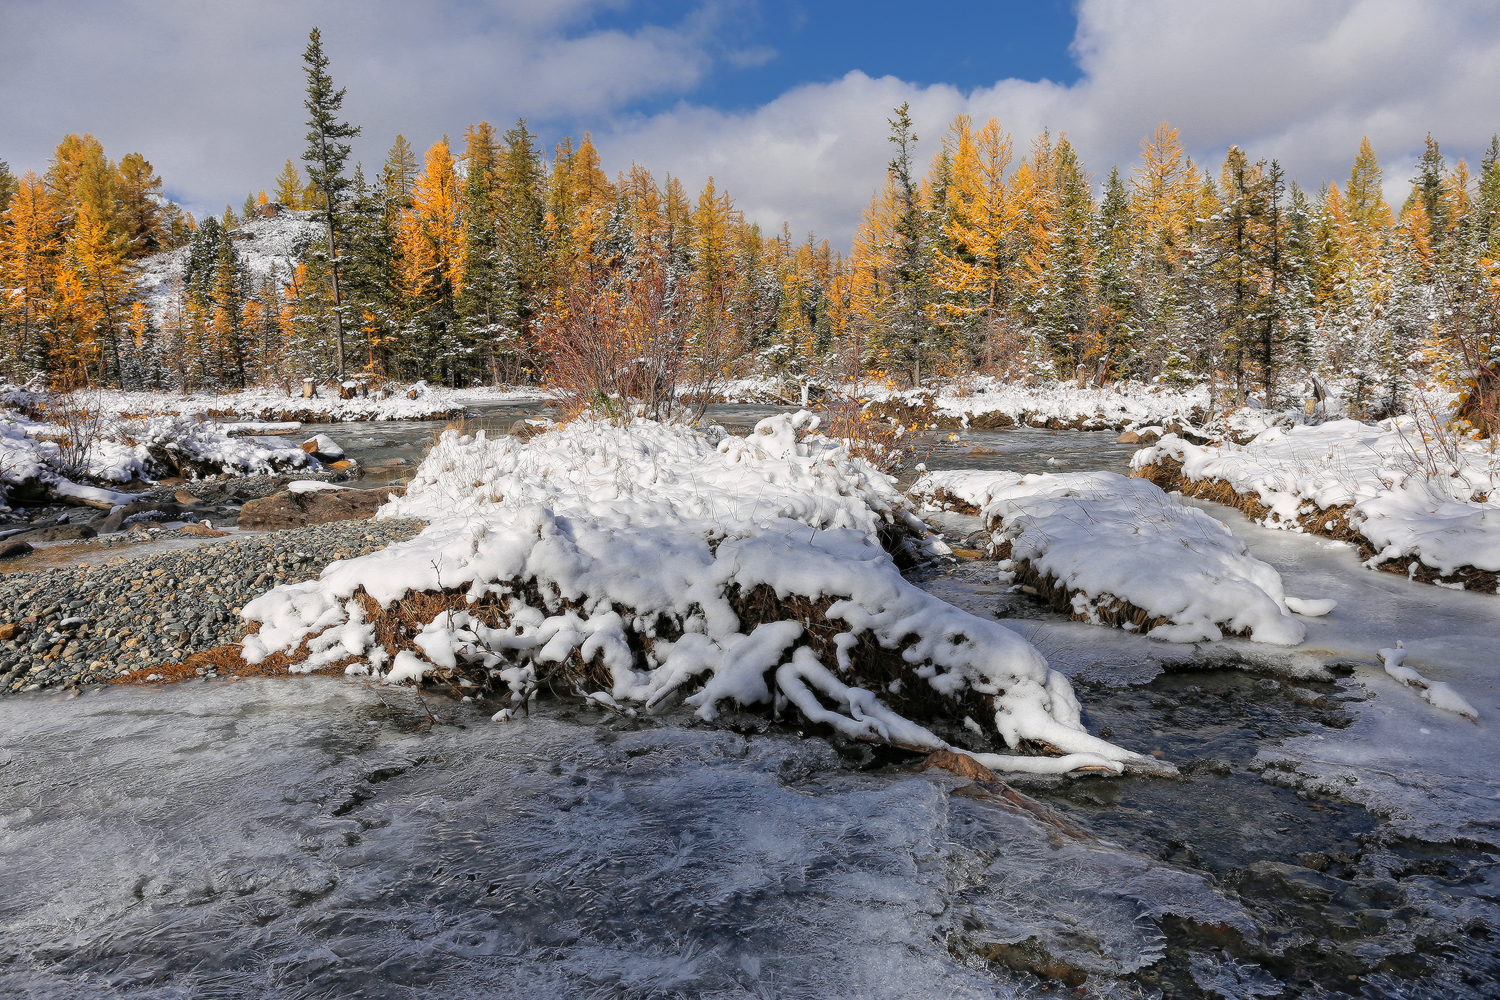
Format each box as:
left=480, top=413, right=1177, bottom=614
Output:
left=1134, top=456, right=1500, bottom=594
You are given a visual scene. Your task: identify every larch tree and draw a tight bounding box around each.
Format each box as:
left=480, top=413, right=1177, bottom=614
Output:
left=0, top=173, right=60, bottom=378
left=301, top=26, right=362, bottom=377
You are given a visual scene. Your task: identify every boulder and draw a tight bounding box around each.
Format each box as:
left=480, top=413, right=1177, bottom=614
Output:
left=16, top=523, right=97, bottom=542
left=0, top=540, right=34, bottom=560
left=300, top=434, right=346, bottom=462
left=509, top=419, right=544, bottom=440
left=1117, top=430, right=1141, bottom=444
left=97, top=502, right=187, bottom=534
left=238, top=487, right=405, bottom=531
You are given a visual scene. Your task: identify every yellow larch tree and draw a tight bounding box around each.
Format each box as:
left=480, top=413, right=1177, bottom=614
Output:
left=396, top=139, right=467, bottom=308
left=0, top=172, right=61, bottom=377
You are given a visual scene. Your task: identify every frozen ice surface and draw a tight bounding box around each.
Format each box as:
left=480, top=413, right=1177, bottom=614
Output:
left=0, top=679, right=1232, bottom=999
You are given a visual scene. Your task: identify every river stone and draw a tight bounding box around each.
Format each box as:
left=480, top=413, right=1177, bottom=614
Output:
left=0, top=540, right=34, bottom=560
left=300, top=434, right=346, bottom=461
left=238, top=487, right=404, bottom=530
left=97, top=502, right=188, bottom=534
left=16, top=524, right=98, bottom=542
left=1117, top=430, right=1141, bottom=444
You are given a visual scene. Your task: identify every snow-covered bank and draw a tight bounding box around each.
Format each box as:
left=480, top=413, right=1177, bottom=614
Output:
left=1133, top=419, right=1500, bottom=592
left=865, top=378, right=1211, bottom=431
left=912, top=469, right=1333, bottom=645
left=0, top=390, right=318, bottom=513
left=85, top=382, right=542, bottom=423
left=238, top=414, right=1150, bottom=774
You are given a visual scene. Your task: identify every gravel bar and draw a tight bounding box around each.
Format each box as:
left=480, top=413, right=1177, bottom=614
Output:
left=0, top=519, right=424, bottom=695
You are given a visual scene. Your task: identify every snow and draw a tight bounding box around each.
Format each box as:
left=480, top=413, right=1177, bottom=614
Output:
left=866, top=377, right=1211, bottom=430
left=287, top=480, right=354, bottom=494
left=0, top=389, right=317, bottom=500
left=1378, top=643, right=1480, bottom=722
left=82, top=383, right=544, bottom=423
left=239, top=413, right=1146, bottom=774
left=1133, top=419, right=1500, bottom=579
left=912, top=468, right=1331, bottom=645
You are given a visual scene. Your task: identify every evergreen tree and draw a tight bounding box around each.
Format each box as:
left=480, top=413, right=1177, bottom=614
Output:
left=884, top=102, right=933, bottom=387
left=301, top=26, right=362, bottom=376
left=1408, top=133, right=1447, bottom=245
left=0, top=159, right=18, bottom=218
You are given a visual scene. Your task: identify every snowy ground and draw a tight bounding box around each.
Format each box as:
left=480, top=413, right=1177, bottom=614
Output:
left=865, top=377, right=1212, bottom=431
left=1135, top=419, right=1500, bottom=585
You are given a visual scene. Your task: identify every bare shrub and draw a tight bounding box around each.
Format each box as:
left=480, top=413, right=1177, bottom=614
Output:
left=543, top=240, right=736, bottom=424
left=37, top=390, right=106, bottom=480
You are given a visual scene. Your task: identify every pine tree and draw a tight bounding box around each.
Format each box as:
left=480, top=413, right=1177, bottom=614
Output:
left=301, top=26, right=362, bottom=376
left=884, top=102, right=932, bottom=387
left=1407, top=133, right=1447, bottom=246
left=0, top=159, right=17, bottom=217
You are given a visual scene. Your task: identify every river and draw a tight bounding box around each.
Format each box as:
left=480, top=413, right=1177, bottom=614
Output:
left=0, top=414, right=1495, bottom=998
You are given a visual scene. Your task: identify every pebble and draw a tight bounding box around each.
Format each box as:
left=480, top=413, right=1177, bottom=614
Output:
left=0, top=518, right=424, bottom=696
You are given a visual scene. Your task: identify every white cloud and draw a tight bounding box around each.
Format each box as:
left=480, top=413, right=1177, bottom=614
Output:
left=599, top=0, right=1500, bottom=246
left=3, top=0, right=1497, bottom=247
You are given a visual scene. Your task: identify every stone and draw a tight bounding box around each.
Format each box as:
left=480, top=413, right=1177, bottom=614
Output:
left=325, top=459, right=355, bottom=471
left=300, top=434, right=346, bottom=462
left=97, top=501, right=187, bottom=534
left=0, top=624, right=17, bottom=641
left=1117, top=430, right=1141, bottom=444
left=174, top=491, right=201, bottom=505
left=0, top=540, right=34, bottom=560
left=919, top=749, right=997, bottom=782
left=15, top=524, right=98, bottom=542
left=510, top=419, right=543, bottom=440
left=238, top=487, right=405, bottom=530
left=178, top=523, right=229, bottom=537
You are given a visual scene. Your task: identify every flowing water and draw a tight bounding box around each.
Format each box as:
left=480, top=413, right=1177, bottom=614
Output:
left=1, top=418, right=1496, bottom=997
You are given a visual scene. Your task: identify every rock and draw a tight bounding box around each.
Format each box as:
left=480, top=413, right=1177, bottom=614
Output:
left=509, top=419, right=544, bottom=440
left=238, top=487, right=405, bottom=530
left=174, top=491, right=201, bottom=505
left=16, top=524, right=98, bottom=542
left=325, top=459, right=355, bottom=471
left=919, top=749, right=997, bottom=782
left=0, top=540, right=34, bottom=560
left=98, top=502, right=187, bottom=534
left=178, top=523, right=229, bottom=537
left=0, top=624, right=17, bottom=641
left=1137, top=428, right=1162, bottom=444
left=300, top=434, right=346, bottom=462
left=1117, top=430, right=1141, bottom=444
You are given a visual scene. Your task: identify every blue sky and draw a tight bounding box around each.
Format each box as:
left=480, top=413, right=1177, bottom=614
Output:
left=581, top=0, right=1082, bottom=114
left=4, top=1, right=1499, bottom=248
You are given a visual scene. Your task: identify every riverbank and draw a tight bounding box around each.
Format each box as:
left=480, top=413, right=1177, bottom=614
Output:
left=0, top=518, right=424, bottom=694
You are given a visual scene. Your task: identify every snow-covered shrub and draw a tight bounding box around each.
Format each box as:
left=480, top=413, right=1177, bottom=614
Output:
left=240, top=414, right=1149, bottom=774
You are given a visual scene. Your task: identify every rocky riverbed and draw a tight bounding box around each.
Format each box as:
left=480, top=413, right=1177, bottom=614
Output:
left=0, top=518, right=424, bottom=695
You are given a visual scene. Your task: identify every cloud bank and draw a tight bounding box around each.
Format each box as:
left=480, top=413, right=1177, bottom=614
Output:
left=4, top=0, right=1498, bottom=248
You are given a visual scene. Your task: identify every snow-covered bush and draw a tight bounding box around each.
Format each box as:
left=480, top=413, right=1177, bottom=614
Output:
left=240, top=414, right=1150, bottom=775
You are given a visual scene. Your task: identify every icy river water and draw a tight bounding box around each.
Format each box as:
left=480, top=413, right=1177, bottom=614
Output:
left=1, top=409, right=1497, bottom=998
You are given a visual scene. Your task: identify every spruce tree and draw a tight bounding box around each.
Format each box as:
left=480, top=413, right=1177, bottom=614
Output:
left=0, top=159, right=15, bottom=217
left=301, top=26, right=361, bottom=377
left=885, top=102, right=931, bottom=387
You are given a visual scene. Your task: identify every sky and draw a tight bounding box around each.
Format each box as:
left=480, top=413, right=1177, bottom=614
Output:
left=3, top=0, right=1500, bottom=249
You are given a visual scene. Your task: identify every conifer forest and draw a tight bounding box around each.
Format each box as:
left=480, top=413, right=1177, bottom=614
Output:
left=2, top=30, right=1496, bottom=422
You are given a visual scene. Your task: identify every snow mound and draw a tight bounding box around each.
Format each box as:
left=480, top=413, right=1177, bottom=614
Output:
left=1133, top=422, right=1500, bottom=582
left=913, top=469, right=1330, bottom=645
left=240, top=414, right=1147, bottom=774
left=1378, top=643, right=1480, bottom=722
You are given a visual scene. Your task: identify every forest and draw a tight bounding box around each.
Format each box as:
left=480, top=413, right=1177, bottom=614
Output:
left=2, top=30, right=1497, bottom=425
